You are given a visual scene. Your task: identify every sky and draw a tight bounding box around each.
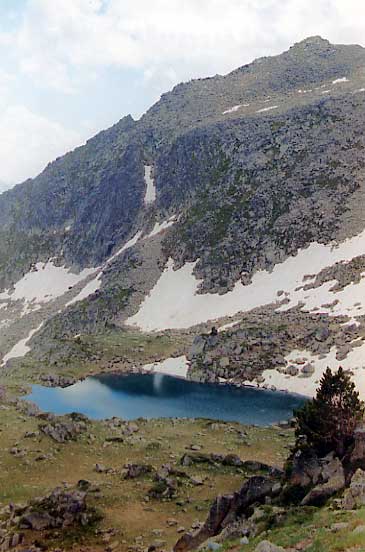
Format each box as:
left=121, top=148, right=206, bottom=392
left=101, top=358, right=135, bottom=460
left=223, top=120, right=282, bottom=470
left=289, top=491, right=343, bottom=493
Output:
left=0, top=0, right=364, bottom=191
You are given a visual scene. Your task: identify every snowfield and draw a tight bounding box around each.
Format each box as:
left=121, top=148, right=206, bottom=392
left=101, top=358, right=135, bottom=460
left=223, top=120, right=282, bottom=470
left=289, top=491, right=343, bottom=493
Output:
left=0, top=262, right=96, bottom=315
left=261, top=346, right=365, bottom=399
left=142, top=356, right=188, bottom=378
left=1, top=323, right=43, bottom=366
left=127, top=228, right=365, bottom=332
left=148, top=217, right=176, bottom=238
left=67, top=231, right=142, bottom=306
left=144, top=165, right=156, bottom=204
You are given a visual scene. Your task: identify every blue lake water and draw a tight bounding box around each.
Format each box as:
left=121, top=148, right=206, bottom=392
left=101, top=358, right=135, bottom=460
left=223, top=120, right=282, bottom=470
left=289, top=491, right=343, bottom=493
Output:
left=24, top=373, right=306, bottom=425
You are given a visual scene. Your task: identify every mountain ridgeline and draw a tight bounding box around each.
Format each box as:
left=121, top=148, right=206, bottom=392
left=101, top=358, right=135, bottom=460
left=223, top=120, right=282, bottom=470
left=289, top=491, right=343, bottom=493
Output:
left=2, top=36, right=365, bottom=389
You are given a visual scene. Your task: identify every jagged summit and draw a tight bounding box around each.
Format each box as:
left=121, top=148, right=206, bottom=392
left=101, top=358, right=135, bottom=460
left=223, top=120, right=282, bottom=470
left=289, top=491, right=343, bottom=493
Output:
left=292, top=35, right=331, bottom=48
left=286, top=35, right=364, bottom=61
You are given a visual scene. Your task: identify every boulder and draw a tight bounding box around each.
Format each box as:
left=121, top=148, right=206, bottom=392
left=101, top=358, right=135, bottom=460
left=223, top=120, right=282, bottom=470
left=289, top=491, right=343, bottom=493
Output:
left=301, top=363, right=315, bottom=376
left=188, top=336, right=207, bottom=359
left=287, top=448, right=322, bottom=489
left=285, top=365, right=299, bottom=376
left=180, top=452, right=280, bottom=475
left=148, top=464, right=189, bottom=500
left=180, top=453, right=222, bottom=467
left=20, top=512, right=54, bottom=531
left=219, top=357, right=230, bottom=369
left=255, top=541, right=285, bottom=552
left=222, top=454, right=243, bottom=467
left=345, top=424, right=365, bottom=477
left=123, top=463, right=155, bottom=479
left=341, top=468, right=365, bottom=510
left=174, top=476, right=277, bottom=552
left=18, top=487, right=100, bottom=531
left=301, top=452, right=345, bottom=506
left=39, top=413, right=88, bottom=443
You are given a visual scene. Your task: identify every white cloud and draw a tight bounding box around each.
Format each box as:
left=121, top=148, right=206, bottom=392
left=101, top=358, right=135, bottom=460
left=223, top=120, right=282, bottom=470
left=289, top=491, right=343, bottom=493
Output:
left=0, top=106, right=82, bottom=184
left=5, top=0, right=365, bottom=92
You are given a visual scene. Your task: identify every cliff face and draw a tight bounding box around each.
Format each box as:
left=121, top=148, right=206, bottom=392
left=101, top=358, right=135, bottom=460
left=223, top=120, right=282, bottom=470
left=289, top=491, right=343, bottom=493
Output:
left=2, top=37, right=365, bottom=394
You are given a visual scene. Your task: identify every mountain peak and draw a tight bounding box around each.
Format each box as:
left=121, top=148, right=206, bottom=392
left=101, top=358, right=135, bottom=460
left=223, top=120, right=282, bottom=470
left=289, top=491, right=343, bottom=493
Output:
left=298, top=35, right=330, bottom=45
left=290, top=36, right=332, bottom=52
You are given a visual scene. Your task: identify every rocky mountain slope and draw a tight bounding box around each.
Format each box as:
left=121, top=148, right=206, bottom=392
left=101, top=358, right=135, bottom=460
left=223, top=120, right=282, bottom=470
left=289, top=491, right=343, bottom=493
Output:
left=2, top=36, right=365, bottom=398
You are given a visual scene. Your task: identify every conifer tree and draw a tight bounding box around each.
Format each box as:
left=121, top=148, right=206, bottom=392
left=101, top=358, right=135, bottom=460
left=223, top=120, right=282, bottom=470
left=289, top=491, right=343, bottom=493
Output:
left=295, top=367, right=364, bottom=457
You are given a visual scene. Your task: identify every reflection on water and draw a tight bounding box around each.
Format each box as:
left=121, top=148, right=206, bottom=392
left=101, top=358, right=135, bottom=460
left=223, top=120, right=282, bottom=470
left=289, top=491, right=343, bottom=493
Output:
left=24, top=373, right=306, bottom=425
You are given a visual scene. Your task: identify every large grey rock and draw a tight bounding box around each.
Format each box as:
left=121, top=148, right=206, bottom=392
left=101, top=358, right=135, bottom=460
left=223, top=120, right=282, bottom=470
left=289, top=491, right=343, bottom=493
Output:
left=301, top=452, right=345, bottom=506
left=39, top=413, right=89, bottom=443
left=188, top=336, right=207, bottom=358
left=345, top=424, right=365, bottom=477
left=341, top=469, right=365, bottom=510
left=174, top=476, right=278, bottom=551
left=18, top=487, right=100, bottom=531
left=255, top=541, right=285, bottom=552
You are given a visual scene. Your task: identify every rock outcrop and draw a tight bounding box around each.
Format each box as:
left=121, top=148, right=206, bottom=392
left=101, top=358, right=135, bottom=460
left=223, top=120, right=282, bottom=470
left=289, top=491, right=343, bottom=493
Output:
left=174, top=476, right=280, bottom=551
left=18, top=486, right=100, bottom=530
left=341, top=468, right=365, bottom=510
left=39, top=412, right=89, bottom=443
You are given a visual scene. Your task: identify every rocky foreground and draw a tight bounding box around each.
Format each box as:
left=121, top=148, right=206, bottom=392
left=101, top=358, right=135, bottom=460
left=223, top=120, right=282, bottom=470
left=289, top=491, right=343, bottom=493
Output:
left=0, top=382, right=364, bottom=552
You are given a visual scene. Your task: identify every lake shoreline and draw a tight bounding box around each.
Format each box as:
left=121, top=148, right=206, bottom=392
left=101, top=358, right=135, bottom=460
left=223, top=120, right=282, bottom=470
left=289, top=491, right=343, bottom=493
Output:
left=24, top=371, right=307, bottom=425
left=35, top=354, right=310, bottom=402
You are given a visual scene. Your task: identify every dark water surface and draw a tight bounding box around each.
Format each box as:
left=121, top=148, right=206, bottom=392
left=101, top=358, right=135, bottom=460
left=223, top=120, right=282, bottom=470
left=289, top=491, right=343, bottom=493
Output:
left=24, top=373, right=306, bottom=425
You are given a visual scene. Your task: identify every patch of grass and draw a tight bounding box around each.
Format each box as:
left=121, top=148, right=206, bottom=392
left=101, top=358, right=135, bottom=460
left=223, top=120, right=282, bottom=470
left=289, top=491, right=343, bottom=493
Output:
left=0, top=404, right=294, bottom=551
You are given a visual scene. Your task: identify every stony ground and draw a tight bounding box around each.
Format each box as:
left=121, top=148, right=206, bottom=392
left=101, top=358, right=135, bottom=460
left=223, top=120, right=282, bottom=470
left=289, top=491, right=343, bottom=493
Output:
left=2, top=329, right=192, bottom=387
left=220, top=506, right=365, bottom=551
left=1, top=395, right=364, bottom=552
left=0, top=393, right=293, bottom=552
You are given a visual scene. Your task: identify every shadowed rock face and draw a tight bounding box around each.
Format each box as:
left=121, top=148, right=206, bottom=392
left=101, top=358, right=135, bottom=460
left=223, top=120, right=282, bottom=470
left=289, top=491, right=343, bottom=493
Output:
left=344, top=424, right=365, bottom=479
left=174, top=476, right=277, bottom=552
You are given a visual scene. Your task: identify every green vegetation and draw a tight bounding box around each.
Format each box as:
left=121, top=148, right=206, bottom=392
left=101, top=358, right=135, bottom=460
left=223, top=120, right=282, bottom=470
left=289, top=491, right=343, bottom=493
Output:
left=220, top=506, right=365, bottom=552
left=4, top=328, right=191, bottom=386
left=294, top=367, right=365, bottom=457
left=0, top=400, right=292, bottom=551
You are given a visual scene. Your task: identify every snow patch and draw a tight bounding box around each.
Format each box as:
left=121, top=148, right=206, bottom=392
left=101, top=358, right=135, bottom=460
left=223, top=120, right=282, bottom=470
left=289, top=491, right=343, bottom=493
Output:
left=219, top=321, right=240, bottom=332
left=256, top=106, right=278, bottom=113
left=144, top=165, right=156, bottom=204
left=1, top=323, right=43, bottom=366
left=107, top=231, right=142, bottom=265
left=0, top=262, right=96, bottom=314
left=143, top=355, right=188, bottom=378
left=67, top=274, right=102, bottom=306
left=333, top=77, right=349, bottom=84
left=222, top=104, right=250, bottom=115
left=262, top=346, right=365, bottom=399
left=67, top=231, right=142, bottom=306
left=127, top=228, right=365, bottom=331
left=222, top=104, right=241, bottom=114
left=148, top=217, right=176, bottom=238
